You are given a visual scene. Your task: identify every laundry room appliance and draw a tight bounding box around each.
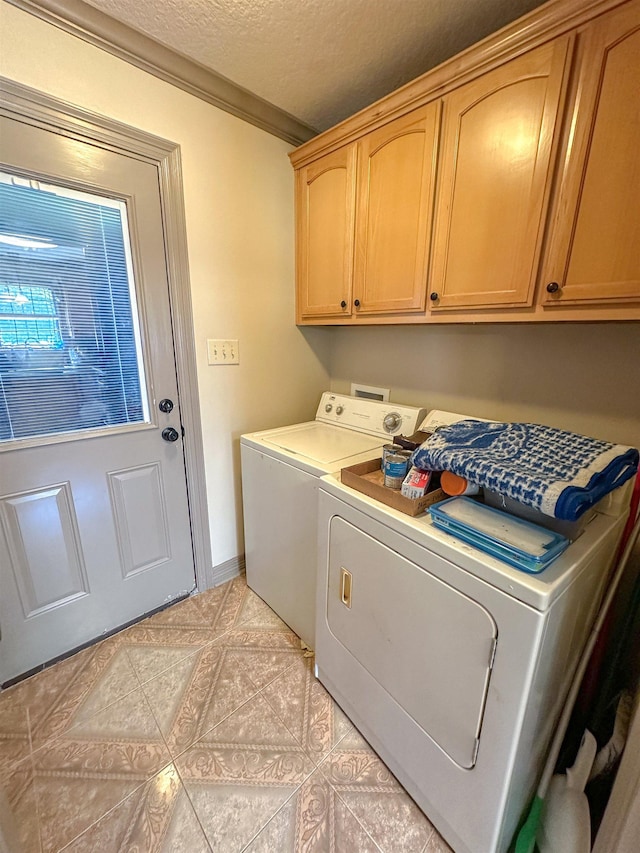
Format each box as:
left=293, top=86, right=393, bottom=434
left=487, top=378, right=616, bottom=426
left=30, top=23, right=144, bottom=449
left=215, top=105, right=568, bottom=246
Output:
left=240, top=392, right=426, bottom=648
left=314, top=460, right=628, bottom=853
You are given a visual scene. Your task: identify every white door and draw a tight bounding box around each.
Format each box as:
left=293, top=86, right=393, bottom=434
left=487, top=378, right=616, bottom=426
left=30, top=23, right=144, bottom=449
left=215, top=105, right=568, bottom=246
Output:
left=0, top=115, right=195, bottom=683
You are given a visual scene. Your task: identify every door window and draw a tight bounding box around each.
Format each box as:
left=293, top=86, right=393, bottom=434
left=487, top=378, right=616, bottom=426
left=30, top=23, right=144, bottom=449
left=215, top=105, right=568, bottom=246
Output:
left=0, top=171, right=150, bottom=443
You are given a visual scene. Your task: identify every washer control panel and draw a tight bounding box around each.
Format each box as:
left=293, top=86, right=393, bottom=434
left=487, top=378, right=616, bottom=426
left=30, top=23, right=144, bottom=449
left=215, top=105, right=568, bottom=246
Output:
left=316, top=393, right=426, bottom=438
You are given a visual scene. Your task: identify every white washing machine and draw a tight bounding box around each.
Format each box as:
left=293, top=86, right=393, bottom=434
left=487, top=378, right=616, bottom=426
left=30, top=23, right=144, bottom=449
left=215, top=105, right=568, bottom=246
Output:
left=315, top=466, right=627, bottom=853
left=240, top=392, right=426, bottom=648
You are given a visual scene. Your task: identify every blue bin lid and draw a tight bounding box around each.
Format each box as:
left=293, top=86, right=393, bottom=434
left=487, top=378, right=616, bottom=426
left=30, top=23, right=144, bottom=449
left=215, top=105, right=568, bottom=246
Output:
left=429, top=497, right=570, bottom=574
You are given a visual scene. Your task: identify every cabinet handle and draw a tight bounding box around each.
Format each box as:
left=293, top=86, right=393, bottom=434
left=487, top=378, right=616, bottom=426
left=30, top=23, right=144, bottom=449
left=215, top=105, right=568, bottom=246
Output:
left=546, top=282, right=561, bottom=294
left=340, top=300, right=347, bottom=309
left=354, top=299, right=361, bottom=308
left=429, top=292, right=439, bottom=302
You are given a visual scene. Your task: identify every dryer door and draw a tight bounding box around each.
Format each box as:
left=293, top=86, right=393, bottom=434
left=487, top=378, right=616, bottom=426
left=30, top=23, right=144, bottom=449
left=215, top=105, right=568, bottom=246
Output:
left=326, top=517, right=497, bottom=768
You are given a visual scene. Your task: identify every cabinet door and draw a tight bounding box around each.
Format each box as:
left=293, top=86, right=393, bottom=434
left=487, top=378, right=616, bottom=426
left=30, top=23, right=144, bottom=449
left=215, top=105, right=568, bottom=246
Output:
left=429, top=38, right=571, bottom=310
left=296, top=146, right=356, bottom=320
left=353, top=104, right=440, bottom=315
left=541, top=0, right=640, bottom=307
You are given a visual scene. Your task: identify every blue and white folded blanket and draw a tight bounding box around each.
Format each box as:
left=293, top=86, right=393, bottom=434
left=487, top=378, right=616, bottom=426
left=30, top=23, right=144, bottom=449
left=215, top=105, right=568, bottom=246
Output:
left=411, top=420, right=639, bottom=521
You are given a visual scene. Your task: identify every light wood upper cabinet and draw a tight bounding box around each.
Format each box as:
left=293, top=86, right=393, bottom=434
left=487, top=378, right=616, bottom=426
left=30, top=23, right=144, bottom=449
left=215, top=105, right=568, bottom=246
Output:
left=540, top=0, right=640, bottom=307
left=291, top=0, right=640, bottom=325
left=296, top=106, right=439, bottom=320
left=429, top=38, right=572, bottom=311
left=296, top=146, right=356, bottom=320
left=353, top=104, right=440, bottom=315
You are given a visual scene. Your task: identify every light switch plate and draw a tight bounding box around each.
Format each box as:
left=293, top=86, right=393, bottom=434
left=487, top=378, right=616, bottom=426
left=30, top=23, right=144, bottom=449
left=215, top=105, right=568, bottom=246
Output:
left=207, top=339, right=239, bottom=364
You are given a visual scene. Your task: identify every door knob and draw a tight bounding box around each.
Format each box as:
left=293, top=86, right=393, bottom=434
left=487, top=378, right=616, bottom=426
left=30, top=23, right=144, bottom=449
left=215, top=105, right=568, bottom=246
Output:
left=162, top=427, right=180, bottom=442
left=159, top=398, right=174, bottom=413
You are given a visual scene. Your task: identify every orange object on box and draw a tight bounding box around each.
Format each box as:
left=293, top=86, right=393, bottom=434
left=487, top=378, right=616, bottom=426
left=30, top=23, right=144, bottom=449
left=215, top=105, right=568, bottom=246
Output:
left=440, top=470, right=480, bottom=496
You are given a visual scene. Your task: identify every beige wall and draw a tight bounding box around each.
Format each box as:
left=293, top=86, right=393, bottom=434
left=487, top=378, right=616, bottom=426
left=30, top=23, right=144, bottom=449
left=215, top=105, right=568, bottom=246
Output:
left=329, top=323, right=640, bottom=448
left=0, top=1, right=332, bottom=571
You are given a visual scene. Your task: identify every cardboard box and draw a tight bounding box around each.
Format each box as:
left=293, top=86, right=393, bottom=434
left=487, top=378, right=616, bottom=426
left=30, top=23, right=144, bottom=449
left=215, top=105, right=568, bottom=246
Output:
left=341, top=458, right=445, bottom=517
left=392, top=430, right=431, bottom=451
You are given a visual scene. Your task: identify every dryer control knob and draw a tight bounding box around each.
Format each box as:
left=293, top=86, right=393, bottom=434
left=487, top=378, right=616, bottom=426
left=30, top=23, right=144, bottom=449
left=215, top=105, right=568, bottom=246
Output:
left=325, top=403, right=333, bottom=413
left=383, top=412, right=402, bottom=432
left=336, top=405, right=344, bottom=415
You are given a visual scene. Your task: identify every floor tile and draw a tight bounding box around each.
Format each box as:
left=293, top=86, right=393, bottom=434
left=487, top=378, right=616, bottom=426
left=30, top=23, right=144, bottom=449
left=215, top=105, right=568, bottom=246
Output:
left=0, top=685, right=31, bottom=772
left=122, top=577, right=250, bottom=672
left=125, top=642, right=201, bottom=685
left=61, top=763, right=212, bottom=852
left=424, top=831, right=454, bottom=852
left=10, top=634, right=137, bottom=754
left=0, top=754, right=41, bottom=853
left=1, top=575, right=448, bottom=852
left=140, top=639, right=260, bottom=757
left=320, top=729, right=434, bottom=853
left=245, top=771, right=380, bottom=853
left=242, top=767, right=382, bottom=853
left=235, top=587, right=296, bottom=632
left=31, top=685, right=172, bottom=852
left=214, top=624, right=305, bottom=692
left=261, top=656, right=352, bottom=765
left=176, top=692, right=315, bottom=852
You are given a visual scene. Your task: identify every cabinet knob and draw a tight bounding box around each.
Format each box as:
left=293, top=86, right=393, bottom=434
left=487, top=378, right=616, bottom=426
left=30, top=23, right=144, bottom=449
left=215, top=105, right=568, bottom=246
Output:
left=354, top=299, right=361, bottom=308
left=429, top=292, right=439, bottom=302
left=546, top=282, right=561, bottom=294
left=340, top=300, right=347, bottom=309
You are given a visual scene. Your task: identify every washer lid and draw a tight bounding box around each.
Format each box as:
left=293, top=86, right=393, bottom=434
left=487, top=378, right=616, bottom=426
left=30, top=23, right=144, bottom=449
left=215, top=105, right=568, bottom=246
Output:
left=255, top=422, right=384, bottom=465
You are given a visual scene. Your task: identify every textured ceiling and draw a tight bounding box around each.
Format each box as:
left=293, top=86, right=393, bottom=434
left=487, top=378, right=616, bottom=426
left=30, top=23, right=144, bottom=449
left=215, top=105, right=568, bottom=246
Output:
left=82, top=0, right=549, bottom=132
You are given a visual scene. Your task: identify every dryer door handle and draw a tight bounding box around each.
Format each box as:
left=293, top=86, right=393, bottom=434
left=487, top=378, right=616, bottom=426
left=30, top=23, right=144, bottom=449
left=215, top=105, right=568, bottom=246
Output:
left=340, top=567, right=352, bottom=609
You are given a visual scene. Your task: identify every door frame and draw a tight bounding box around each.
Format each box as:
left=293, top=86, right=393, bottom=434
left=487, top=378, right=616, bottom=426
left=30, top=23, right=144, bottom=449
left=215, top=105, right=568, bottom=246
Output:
left=0, top=76, right=213, bottom=591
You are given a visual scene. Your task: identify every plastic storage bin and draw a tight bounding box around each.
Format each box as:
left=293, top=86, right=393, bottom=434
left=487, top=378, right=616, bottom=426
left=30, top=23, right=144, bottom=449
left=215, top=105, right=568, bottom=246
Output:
left=429, top=497, right=570, bottom=573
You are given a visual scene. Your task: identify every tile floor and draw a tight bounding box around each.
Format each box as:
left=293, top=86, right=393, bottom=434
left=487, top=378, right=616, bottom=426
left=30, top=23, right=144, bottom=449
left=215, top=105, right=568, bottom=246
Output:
left=0, top=575, right=452, bottom=853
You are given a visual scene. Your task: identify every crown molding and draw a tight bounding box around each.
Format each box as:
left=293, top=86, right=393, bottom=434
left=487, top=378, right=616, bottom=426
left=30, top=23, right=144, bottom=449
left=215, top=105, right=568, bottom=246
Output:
left=5, top=0, right=318, bottom=146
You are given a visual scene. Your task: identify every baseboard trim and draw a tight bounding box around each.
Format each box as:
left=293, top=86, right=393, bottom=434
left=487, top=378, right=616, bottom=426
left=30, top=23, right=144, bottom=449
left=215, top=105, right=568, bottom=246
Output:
left=207, top=555, right=246, bottom=588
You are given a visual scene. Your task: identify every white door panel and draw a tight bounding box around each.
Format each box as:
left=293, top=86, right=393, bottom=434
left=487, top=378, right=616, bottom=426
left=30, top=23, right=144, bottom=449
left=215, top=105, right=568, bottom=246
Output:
left=326, top=516, right=497, bottom=768
left=0, top=115, right=195, bottom=683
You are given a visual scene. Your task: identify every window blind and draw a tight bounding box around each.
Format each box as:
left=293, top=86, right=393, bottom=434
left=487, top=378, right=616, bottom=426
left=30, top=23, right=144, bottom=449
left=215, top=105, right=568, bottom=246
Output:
left=0, top=172, right=149, bottom=443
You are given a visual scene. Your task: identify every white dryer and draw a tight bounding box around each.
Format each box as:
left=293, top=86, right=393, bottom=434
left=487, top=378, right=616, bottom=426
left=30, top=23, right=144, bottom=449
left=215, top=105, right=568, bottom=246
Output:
left=240, top=392, right=426, bottom=648
left=315, top=468, right=627, bottom=853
